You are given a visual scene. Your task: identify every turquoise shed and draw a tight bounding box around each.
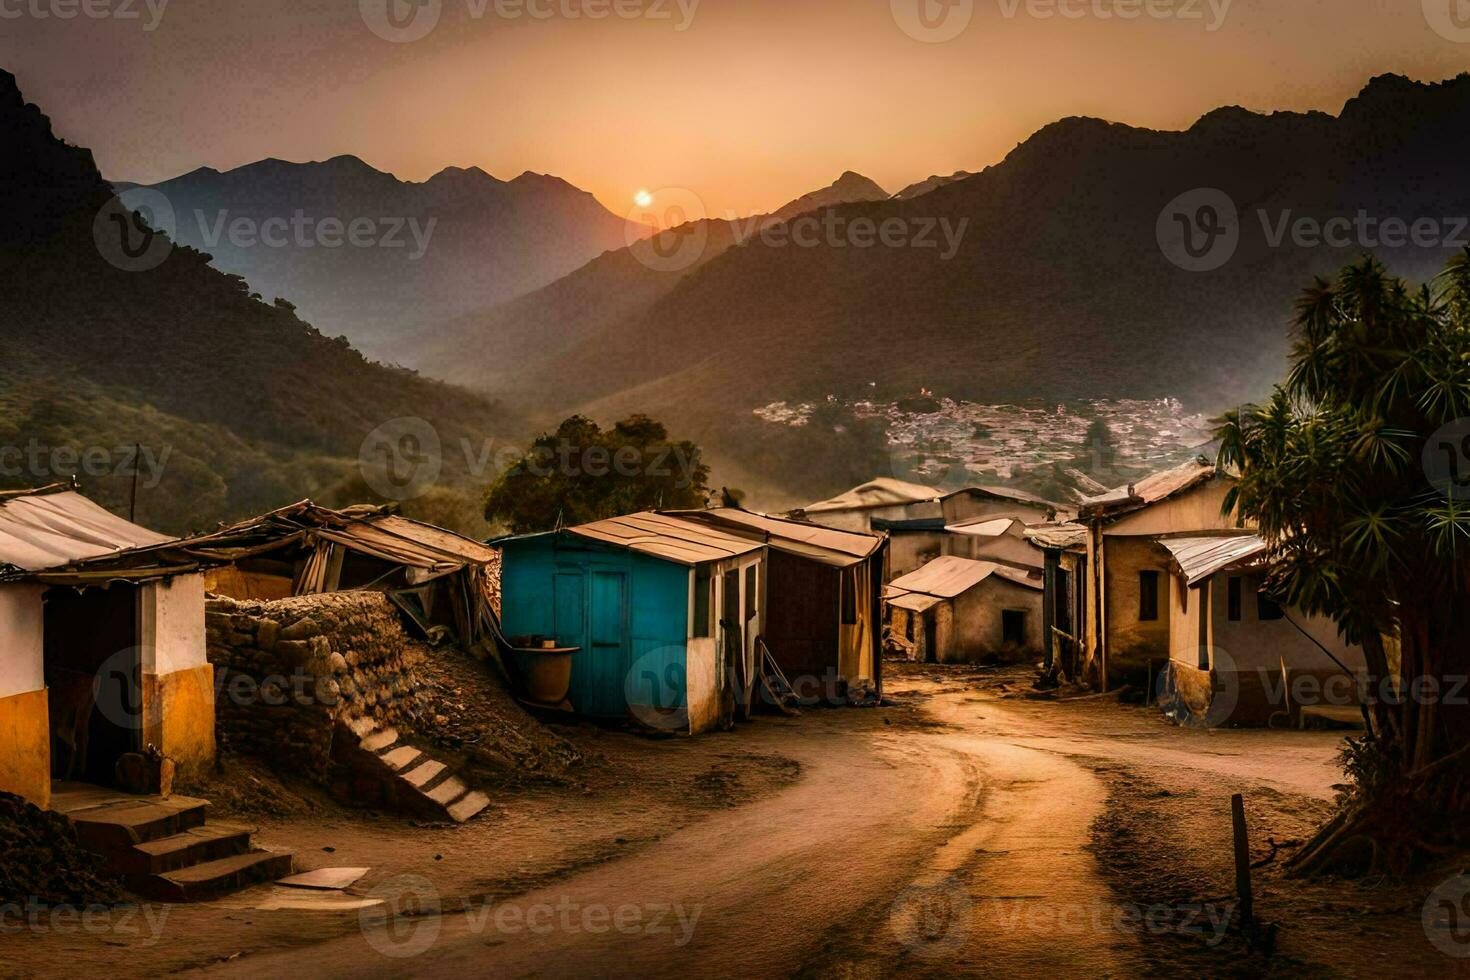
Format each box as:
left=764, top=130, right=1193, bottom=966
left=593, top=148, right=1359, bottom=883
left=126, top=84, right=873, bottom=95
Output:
left=499, top=513, right=766, bottom=735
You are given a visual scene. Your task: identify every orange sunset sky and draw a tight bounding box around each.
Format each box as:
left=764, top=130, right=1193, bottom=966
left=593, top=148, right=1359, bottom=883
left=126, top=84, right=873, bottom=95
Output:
left=2, top=0, right=1468, bottom=216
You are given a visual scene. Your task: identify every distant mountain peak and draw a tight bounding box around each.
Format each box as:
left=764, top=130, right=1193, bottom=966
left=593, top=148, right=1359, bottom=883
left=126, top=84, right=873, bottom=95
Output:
left=771, top=171, right=889, bottom=222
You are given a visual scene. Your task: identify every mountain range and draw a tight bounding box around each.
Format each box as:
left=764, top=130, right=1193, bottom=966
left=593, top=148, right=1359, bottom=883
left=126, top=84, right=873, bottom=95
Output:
left=114, top=157, right=640, bottom=351
left=0, top=69, right=513, bottom=534
left=397, top=72, right=1470, bottom=499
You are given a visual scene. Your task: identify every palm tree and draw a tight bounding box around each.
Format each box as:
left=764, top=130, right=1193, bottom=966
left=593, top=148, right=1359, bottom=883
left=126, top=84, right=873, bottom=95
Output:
left=1217, top=253, right=1470, bottom=875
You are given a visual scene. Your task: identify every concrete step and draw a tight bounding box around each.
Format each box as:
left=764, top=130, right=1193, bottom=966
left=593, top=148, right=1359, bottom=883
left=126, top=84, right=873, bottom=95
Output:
left=424, top=775, right=469, bottom=808
left=110, top=822, right=255, bottom=876
left=400, top=759, right=447, bottom=790
left=68, top=796, right=210, bottom=851
left=447, top=791, right=491, bottom=824
left=139, top=849, right=296, bottom=903
left=379, top=745, right=424, bottom=772
left=361, top=727, right=399, bottom=753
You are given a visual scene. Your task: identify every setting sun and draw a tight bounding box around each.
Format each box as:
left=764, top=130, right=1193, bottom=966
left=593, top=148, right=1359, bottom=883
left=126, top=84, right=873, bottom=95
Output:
left=633, top=189, right=654, bottom=209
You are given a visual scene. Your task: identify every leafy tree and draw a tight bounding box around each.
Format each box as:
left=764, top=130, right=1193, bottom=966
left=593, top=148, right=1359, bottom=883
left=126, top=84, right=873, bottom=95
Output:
left=484, top=415, right=711, bottom=534
left=1217, top=253, right=1470, bottom=875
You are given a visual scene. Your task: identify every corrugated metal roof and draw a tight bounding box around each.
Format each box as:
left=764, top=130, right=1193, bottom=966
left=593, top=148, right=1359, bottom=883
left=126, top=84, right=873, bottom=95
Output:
left=1079, top=459, right=1219, bottom=520
left=565, top=512, right=764, bottom=566
left=1160, top=534, right=1268, bottom=586
left=885, top=556, right=1035, bottom=599
left=801, top=478, right=942, bottom=514
left=886, top=592, right=942, bottom=613
left=945, top=517, right=1020, bottom=538
left=674, top=509, right=882, bottom=568
left=942, top=485, right=1071, bottom=514
left=0, top=488, right=173, bottom=573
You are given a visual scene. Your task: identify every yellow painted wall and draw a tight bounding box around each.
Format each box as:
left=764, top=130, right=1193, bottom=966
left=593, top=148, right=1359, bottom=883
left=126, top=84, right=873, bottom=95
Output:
left=142, top=665, right=217, bottom=779
left=0, top=688, right=50, bottom=807
left=1102, top=536, right=1172, bottom=676
left=1104, top=479, right=1243, bottom=537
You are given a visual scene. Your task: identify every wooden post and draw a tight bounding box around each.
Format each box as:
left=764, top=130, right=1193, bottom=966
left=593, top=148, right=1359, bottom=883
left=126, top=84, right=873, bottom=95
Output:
left=1232, top=793, right=1253, bottom=925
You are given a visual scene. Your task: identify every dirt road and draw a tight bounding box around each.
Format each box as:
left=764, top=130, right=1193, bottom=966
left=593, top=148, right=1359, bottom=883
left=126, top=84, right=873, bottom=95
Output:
left=201, top=668, right=1364, bottom=979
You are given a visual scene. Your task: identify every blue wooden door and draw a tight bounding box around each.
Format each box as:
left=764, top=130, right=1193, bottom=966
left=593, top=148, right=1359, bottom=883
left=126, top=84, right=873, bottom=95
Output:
left=584, top=570, right=630, bottom=717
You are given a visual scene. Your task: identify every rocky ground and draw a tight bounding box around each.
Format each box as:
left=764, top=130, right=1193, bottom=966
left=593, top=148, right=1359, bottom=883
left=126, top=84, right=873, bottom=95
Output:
left=4, top=662, right=1468, bottom=978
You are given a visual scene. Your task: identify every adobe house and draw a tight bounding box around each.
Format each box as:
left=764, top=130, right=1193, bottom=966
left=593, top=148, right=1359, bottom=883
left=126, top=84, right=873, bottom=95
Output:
left=809, top=480, right=1067, bottom=580
left=1159, top=535, right=1368, bottom=727
left=0, top=486, right=216, bottom=807
left=884, top=556, right=1044, bottom=664
left=1074, top=459, right=1245, bottom=691
left=674, top=508, right=888, bottom=704
left=498, top=513, right=766, bottom=734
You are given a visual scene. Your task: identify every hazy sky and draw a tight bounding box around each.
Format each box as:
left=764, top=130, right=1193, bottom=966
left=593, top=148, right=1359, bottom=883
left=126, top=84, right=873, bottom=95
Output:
left=2, top=0, right=1467, bottom=216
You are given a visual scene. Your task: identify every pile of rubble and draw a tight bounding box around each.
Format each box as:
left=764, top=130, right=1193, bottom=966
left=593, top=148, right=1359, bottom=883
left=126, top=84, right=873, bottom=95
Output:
left=0, top=793, right=121, bottom=907
left=407, top=646, right=583, bottom=788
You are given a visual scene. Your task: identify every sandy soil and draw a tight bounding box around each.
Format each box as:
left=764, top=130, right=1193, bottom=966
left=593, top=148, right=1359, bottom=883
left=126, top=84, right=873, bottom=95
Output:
left=4, top=662, right=1469, bottom=979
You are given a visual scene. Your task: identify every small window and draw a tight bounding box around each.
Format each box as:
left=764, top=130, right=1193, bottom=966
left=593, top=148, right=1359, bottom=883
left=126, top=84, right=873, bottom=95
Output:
left=1227, top=577, right=1242, bottom=622
left=1138, top=571, right=1160, bottom=622
left=693, top=566, right=711, bottom=637
left=1258, top=590, right=1284, bottom=621
left=840, top=569, right=857, bottom=625
left=745, top=564, right=757, bottom=621
left=1002, top=609, right=1026, bottom=646
left=905, top=610, right=915, bottom=642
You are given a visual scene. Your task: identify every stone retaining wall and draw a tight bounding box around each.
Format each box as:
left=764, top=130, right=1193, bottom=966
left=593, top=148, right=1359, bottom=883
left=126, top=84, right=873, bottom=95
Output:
left=205, top=591, right=427, bottom=780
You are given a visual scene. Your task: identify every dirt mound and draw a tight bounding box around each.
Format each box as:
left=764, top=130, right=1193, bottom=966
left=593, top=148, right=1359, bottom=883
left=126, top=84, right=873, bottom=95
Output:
left=0, top=793, right=122, bottom=907
left=405, top=646, right=583, bottom=788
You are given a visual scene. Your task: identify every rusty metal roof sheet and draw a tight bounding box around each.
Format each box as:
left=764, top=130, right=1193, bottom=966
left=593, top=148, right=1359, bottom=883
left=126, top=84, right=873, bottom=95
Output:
left=565, top=512, right=764, bottom=566
left=886, top=591, right=942, bottom=613
left=673, top=508, right=883, bottom=568
left=1160, top=534, right=1268, bottom=587
left=1024, top=522, right=1089, bottom=551
left=0, top=487, right=173, bottom=573
left=801, top=478, right=942, bottom=514
left=886, top=556, right=1041, bottom=600
left=1079, top=458, right=1219, bottom=520
left=945, top=517, right=1022, bottom=538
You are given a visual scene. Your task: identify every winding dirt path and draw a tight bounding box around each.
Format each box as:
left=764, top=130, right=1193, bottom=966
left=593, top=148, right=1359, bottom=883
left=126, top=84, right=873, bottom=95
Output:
left=202, top=679, right=1160, bottom=979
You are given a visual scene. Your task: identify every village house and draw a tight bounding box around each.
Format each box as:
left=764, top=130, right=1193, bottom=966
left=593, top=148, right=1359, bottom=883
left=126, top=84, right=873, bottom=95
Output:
left=1158, top=535, right=1368, bottom=727
left=884, top=556, right=1044, bottom=664
left=0, top=485, right=216, bottom=808
left=1073, top=458, right=1247, bottom=691
left=674, top=507, right=887, bottom=704
left=798, top=478, right=1065, bottom=580
left=164, top=500, right=503, bottom=647
left=498, top=513, right=767, bottom=734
